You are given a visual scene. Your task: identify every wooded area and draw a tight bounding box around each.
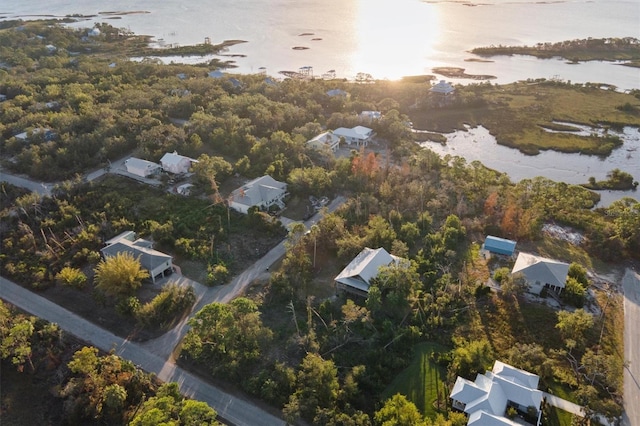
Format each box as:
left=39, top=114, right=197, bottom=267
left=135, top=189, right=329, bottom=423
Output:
left=1, top=19, right=639, bottom=426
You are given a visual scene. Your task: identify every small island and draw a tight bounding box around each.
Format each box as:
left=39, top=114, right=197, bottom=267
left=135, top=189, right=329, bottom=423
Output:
left=582, top=169, right=639, bottom=191
left=432, top=67, right=496, bottom=80
left=471, top=37, right=640, bottom=67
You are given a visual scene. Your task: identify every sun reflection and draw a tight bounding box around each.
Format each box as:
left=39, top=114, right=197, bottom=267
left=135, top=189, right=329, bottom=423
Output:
left=351, top=0, right=440, bottom=80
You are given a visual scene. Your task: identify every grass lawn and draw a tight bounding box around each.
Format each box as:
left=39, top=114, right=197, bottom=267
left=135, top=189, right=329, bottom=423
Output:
left=382, top=341, right=449, bottom=417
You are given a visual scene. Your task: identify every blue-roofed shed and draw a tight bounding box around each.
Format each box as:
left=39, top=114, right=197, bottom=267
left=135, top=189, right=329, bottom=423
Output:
left=483, top=236, right=517, bottom=256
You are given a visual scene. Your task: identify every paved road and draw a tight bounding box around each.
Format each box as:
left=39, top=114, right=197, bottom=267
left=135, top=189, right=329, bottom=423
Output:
left=0, top=276, right=286, bottom=426
left=0, top=195, right=345, bottom=424
left=622, top=268, right=640, bottom=426
left=142, top=195, right=346, bottom=359
left=0, top=169, right=52, bottom=196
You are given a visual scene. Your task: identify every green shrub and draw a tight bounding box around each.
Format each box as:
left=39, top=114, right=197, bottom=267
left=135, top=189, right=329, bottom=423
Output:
left=116, top=296, right=141, bottom=316
left=55, top=266, right=87, bottom=289
left=206, top=262, right=229, bottom=286
left=136, top=283, right=195, bottom=328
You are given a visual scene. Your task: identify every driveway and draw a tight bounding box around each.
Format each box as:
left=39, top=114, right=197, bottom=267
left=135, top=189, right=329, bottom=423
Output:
left=142, top=195, right=347, bottom=359
left=622, top=268, right=640, bottom=426
left=0, top=195, right=346, bottom=424
left=0, top=276, right=286, bottom=426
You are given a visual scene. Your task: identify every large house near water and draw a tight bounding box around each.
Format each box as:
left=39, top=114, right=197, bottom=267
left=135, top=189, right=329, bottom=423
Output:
left=101, top=231, right=173, bottom=284
left=450, top=360, right=543, bottom=426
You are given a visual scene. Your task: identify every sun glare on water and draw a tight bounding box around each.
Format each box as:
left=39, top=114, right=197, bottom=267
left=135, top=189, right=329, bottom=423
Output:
left=351, top=0, right=440, bottom=80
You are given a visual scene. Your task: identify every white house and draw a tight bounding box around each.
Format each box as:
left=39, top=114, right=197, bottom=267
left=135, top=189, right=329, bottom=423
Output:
left=229, top=175, right=288, bottom=214
left=307, top=131, right=341, bottom=153
left=511, top=252, right=569, bottom=295
left=124, top=157, right=161, bottom=178
left=450, top=360, right=543, bottom=426
left=160, top=151, right=197, bottom=174
left=101, top=231, right=173, bottom=283
left=332, top=126, right=375, bottom=147
left=334, top=247, right=406, bottom=296
left=430, top=80, right=455, bottom=96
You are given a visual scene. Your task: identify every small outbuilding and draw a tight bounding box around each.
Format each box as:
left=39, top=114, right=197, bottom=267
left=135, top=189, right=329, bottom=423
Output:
left=124, top=158, right=161, bottom=178
left=483, top=236, right=517, bottom=256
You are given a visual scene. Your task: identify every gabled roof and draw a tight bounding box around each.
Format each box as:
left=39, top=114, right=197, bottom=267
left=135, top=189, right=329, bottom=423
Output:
left=450, top=361, right=543, bottom=426
left=308, top=131, right=340, bottom=146
left=512, top=252, right=569, bottom=288
left=430, top=80, right=455, bottom=94
left=160, top=151, right=196, bottom=167
left=484, top=236, right=517, bottom=255
left=333, top=126, right=374, bottom=141
left=125, top=157, right=161, bottom=172
left=451, top=377, right=489, bottom=403
left=101, top=232, right=171, bottom=272
left=334, top=247, right=403, bottom=293
left=468, top=411, right=518, bottom=426
left=231, top=175, right=287, bottom=208
left=492, top=360, right=539, bottom=389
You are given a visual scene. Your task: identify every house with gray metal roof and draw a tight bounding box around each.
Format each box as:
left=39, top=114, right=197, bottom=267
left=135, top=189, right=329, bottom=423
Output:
left=334, top=247, right=406, bottom=296
left=229, top=175, right=288, bottom=214
left=101, top=231, right=172, bottom=283
left=511, top=252, right=569, bottom=295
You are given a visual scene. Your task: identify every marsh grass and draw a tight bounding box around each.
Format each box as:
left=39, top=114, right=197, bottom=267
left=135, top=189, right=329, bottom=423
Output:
left=410, top=82, right=640, bottom=155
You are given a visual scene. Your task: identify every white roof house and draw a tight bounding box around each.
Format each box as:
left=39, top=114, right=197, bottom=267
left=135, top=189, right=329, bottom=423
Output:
left=160, top=151, right=197, bottom=174
left=124, top=158, right=161, bottom=178
left=307, top=131, right=341, bottom=153
left=335, top=247, right=406, bottom=296
left=511, top=252, right=569, bottom=295
left=101, top=231, right=173, bottom=283
left=430, top=80, right=455, bottom=95
left=450, top=360, right=543, bottom=426
left=229, top=175, right=288, bottom=214
left=332, top=126, right=375, bottom=147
